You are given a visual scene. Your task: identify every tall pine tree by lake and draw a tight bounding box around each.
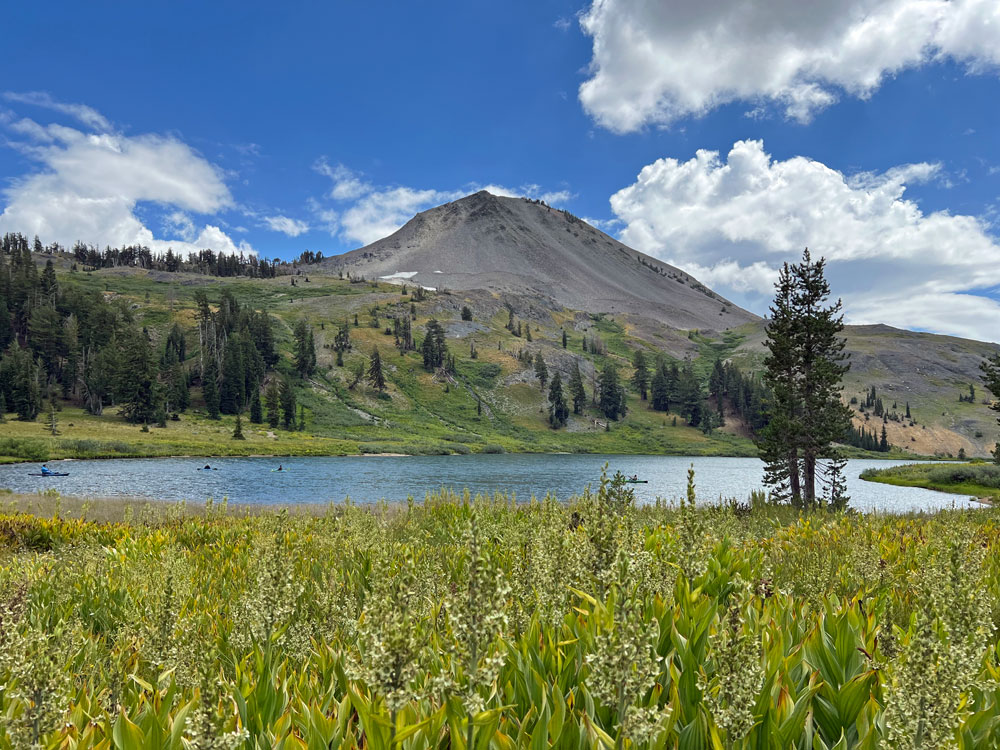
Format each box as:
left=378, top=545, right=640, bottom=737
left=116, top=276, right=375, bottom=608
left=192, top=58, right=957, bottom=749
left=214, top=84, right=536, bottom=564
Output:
left=759, top=250, right=851, bottom=509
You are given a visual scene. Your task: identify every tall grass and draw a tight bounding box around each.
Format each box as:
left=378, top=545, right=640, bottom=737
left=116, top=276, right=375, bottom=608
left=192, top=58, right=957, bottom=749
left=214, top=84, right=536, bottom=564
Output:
left=1, top=471, right=1000, bottom=747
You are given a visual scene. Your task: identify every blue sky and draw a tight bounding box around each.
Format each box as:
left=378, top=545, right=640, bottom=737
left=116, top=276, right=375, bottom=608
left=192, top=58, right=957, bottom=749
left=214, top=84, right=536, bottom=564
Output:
left=3, top=1, right=1000, bottom=340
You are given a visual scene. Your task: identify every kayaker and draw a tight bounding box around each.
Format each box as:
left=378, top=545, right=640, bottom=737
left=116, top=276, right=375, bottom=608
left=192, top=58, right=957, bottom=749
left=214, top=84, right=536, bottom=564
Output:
left=276, top=464, right=284, bottom=472
left=630, top=474, right=638, bottom=481
left=41, top=465, right=53, bottom=476
left=202, top=464, right=211, bottom=470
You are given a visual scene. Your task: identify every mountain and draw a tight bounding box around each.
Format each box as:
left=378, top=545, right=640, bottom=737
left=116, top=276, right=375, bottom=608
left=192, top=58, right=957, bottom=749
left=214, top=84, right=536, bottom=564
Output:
left=8, top=193, right=998, bottom=463
left=326, top=191, right=757, bottom=332
left=323, top=190, right=1000, bottom=458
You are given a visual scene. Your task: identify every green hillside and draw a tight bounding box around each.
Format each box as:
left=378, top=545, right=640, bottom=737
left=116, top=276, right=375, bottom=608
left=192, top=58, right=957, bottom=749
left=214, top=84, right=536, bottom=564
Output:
left=0, top=254, right=760, bottom=462
left=3, top=246, right=997, bottom=464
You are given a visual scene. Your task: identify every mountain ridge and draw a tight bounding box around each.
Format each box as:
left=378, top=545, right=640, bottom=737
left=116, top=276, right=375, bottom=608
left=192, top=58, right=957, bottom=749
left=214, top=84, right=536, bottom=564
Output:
left=326, top=191, right=757, bottom=332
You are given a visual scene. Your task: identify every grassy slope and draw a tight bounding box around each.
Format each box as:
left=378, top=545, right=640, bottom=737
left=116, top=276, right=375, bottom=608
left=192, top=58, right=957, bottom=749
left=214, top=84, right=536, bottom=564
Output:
left=860, top=462, right=1000, bottom=501
left=2, top=261, right=764, bottom=462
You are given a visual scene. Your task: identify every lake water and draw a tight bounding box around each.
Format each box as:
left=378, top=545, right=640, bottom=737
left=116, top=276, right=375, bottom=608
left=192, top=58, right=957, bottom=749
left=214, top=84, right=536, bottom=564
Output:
left=0, top=455, right=981, bottom=513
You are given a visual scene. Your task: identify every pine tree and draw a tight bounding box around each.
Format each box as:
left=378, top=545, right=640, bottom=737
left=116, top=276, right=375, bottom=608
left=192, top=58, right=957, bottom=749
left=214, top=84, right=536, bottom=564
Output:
left=708, top=359, right=726, bottom=420
left=598, top=362, right=626, bottom=420
left=367, top=347, right=386, bottom=392
left=569, top=361, right=586, bottom=415
left=219, top=336, right=246, bottom=415
left=561, top=329, right=568, bottom=348
left=759, top=250, right=851, bottom=509
left=232, top=412, right=245, bottom=440
left=8, top=345, right=41, bottom=421
left=0, top=392, right=5, bottom=422
left=758, top=262, right=801, bottom=504
left=421, top=319, right=447, bottom=371
left=980, top=354, right=1000, bottom=464
left=249, top=388, right=263, bottom=423
left=293, top=319, right=316, bottom=377
left=879, top=424, right=889, bottom=452
left=265, top=380, right=280, bottom=428
left=548, top=371, right=569, bottom=428
left=116, top=327, right=158, bottom=424
left=905, top=401, right=911, bottom=420
left=630, top=350, right=649, bottom=400
left=202, top=355, right=221, bottom=420
left=534, top=353, right=548, bottom=389
left=279, top=377, right=296, bottom=429
left=650, top=364, right=670, bottom=412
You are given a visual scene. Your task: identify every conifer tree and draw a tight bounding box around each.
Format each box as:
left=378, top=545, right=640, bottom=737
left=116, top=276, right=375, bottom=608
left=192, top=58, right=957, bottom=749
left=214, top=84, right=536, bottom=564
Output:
left=421, top=319, right=447, bottom=370
left=562, top=329, right=568, bottom=348
left=569, top=361, right=586, bottom=415
left=0, top=392, right=5, bottom=422
left=980, top=354, right=1000, bottom=464
left=219, top=336, right=246, bottom=415
left=367, top=347, right=386, bottom=392
left=280, top=377, right=296, bottom=429
left=759, top=250, right=851, bottom=509
left=293, top=319, right=316, bottom=377
left=598, top=362, right=626, bottom=420
left=7, top=345, right=41, bottom=421
left=879, top=424, right=889, bottom=452
left=630, top=350, right=649, bottom=400
left=548, top=371, right=569, bottom=428
left=534, top=353, right=548, bottom=389
left=116, top=327, right=159, bottom=424
left=265, top=380, right=280, bottom=428
left=232, top=412, right=245, bottom=440
left=202, top=355, right=221, bottom=420
left=650, top=361, right=671, bottom=412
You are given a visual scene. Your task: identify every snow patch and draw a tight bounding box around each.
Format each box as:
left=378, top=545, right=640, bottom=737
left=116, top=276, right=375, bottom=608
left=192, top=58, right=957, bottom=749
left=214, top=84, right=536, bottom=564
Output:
left=379, top=271, right=419, bottom=280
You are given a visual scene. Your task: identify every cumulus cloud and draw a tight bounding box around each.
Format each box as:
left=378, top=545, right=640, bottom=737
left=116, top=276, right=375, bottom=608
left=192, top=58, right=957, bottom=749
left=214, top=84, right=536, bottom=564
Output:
left=579, top=0, right=1000, bottom=131
left=609, top=139, right=1000, bottom=341
left=313, top=161, right=572, bottom=246
left=263, top=215, right=310, bottom=237
left=0, top=95, right=252, bottom=255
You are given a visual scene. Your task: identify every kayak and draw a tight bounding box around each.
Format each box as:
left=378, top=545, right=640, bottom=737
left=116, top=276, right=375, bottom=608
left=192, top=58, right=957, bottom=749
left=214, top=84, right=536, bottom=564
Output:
left=30, top=472, right=70, bottom=477
left=625, top=479, right=648, bottom=484
left=271, top=469, right=288, bottom=472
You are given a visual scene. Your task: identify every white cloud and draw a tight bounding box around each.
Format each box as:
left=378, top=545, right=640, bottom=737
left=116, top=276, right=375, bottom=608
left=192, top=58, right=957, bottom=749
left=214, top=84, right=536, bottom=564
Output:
left=609, top=139, right=1000, bottom=341
left=312, top=161, right=573, bottom=245
left=264, top=215, right=310, bottom=237
left=341, top=186, right=463, bottom=245
left=0, top=96, right=252, bottom=256
left=313, top=159, right=371, bottom=200
left=4, top=90, right=112, bottom=132
left=579, top=0, right=1000, bottom=131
